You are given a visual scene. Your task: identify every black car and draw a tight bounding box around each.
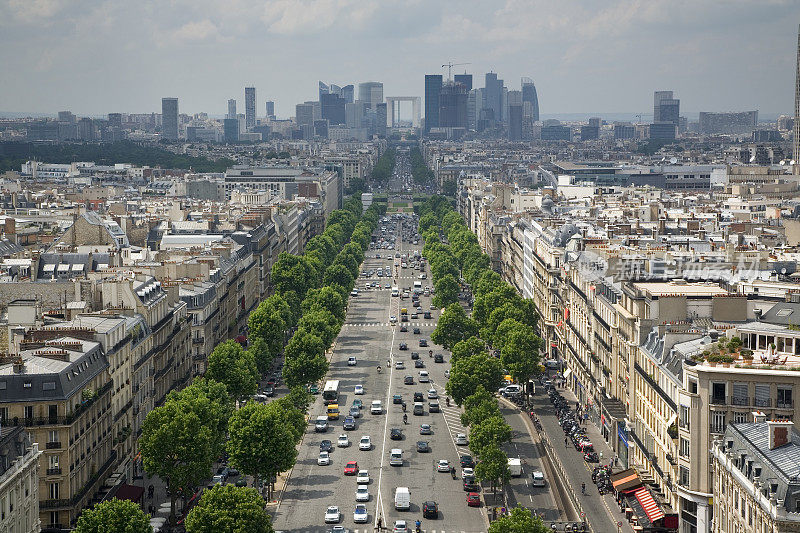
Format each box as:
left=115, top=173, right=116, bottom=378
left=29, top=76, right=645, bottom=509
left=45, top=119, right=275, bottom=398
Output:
left=414, top=360, right=425, bottom=368
left=416, top=441, right=430, bottom=453
left=390, top=428, right=403, bottom=440
left=400, top=325, right=408, bottom=332
left=404, top=375, right=414, bottom=385
left=393, top=394, right=403, bottom=404
left=423, top=311, right=432, bottom=319
left=422, top=500, right=438, bottom=519
left=320, top=440, right=332, bottom=452
left=419, top=339, right=428, bottom=347
left=264, top=385, right=275, bottom=397
left=463, top=476, right=479, bottom=492
left=460, top=455, right=475, bottom=469
left=410, top=352, right=419, bottom=360
left=413, top=392, right=424, bottom=402
left=413, top=328, right=421, bottom=334
left=399, top=342, right=408, bottom=350
left=434, top=354, right=444, bottom=363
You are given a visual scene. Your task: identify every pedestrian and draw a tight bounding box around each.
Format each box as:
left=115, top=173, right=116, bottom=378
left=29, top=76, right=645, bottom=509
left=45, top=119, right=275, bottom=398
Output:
left=581, top=482, right=586, bottom=495
left=565, top=437, right=569, bottom=449
left=614, top=454, right=618, bottom=467
left=377, top=516, right=383, bottom=530
left=599, top=451, right=604, bottom=463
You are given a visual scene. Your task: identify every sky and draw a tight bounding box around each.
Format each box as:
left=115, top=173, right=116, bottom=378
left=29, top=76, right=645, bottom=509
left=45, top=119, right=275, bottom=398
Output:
left=1, top=0, right=799, bottom=120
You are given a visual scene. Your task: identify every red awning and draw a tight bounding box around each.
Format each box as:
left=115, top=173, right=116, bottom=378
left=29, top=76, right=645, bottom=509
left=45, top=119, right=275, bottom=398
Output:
left=114, top=484, right=145, bottom=503
left=634, top=487, right=664, bottom=522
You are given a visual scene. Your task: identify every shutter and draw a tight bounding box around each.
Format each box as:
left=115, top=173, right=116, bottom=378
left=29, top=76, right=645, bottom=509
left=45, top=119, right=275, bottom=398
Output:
left=732, top=383, right=748, bottom=404
left=755, top=384, right=770, bottom=407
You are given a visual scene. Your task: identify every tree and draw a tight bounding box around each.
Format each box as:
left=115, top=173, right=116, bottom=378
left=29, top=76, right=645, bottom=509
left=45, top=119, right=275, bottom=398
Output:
left=469, top=416, right=513, bottom=457
left=323, top=263, right=354, bottom=290
left=461, top=386, right=501, bottom=427
left=74, top=498, right=152, bottom=533
left=442, top=180, right=457, bottom=197
left=493, top=318, right=525, bottom=352
left=451, top=336, right=486, bottom=362
left=205, top=341, right=258, bottom=401
left=345, top=177, right=365, bottom=195
left=297, top=308, right=340, bottom=348
left=167, top=377, right=234, bottom=458
left=484, top=303, right=527, bottom=345
left=284, top=330, right=325, bottom=361
left=488, top=505, right=550, bottom=533
left=140, top=400, right=216, bottom=523
left=473, top=284, right=519, bottom=327
left=248, top=337, right=273, bottom=377
left=227, top=402, right=299, bottom=501
left=302, top=286, right=346, bottom=323
left=270, top=253, right=317, bottom=299
left=283, top=353, right=328, bottom=389
left=185, top=485, right=274, bottom=533
left=474, top=443, right=511, bottom=497
left=473, top=270, right=504, bottom=297
left=500, top=325, right=542, bottom=385
left=446, top=354, right=504, bottom=405
left=248, top=294, right=289, bottom=355
left=433, top=274, right=459, bottom=308
left=305, top=234, right=337, bottom=265
left=431, top=304, right=479, bottom=350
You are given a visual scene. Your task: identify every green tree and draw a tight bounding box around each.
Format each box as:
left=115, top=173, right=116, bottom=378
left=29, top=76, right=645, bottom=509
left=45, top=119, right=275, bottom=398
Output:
left=442, top=180, right=457, bottom=196
left=473, top=284, right=519, bottom=327
left=419, top=212, right=437, bottom=233
left=483, top=303, right=527, bottom=345
left=461, top=386, right=501, bottom=427
left=297, top=308, right=340, bottom=348
left=493, top=318, right=524, bottom=352
left=140, top=400, right=216, bottom=523
left=488, top=505, right=550, bottom=533
left=475, top=443, right=511, bottom=497
left=248, top=337, right=273, bottom=376
left=433, top=274, right=460, bottom=308
left=446, top=354, right=504, bottom=405
left=227, top=402, right=299, bottom=500
left=247, top=296, right=288, bottom=370
left=185, top=485, right=274, bottom=533
left=167, top=377, right=233, bottom=458
left=270, top=253, right=318, bottom=300
left=302, top=286, right=346, bottom=322
left=74, top=498, right=152, bottom=533
left=282, top=331, right=328, bottom=388
left=305, top=234, right=337, bottom=265
left=451, top=336, right=486, bottom=362
left=500, top=325, right=542, bottom=385
left=431, top=304, right=479, bottom=350
left=205, top=341, right=258, bottom=401
left=469, top=416, right=513, bottom=457
left=327, top=210, right=357, bottom=236
left=473, top=270, right=504, bottom=297
left=323, top=263, right=354, bottom=290
left=284, top=330, right=325, bottom=361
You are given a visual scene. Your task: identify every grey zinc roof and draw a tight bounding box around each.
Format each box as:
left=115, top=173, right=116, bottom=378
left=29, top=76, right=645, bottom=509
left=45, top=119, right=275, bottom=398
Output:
left=734, top=423, right=800, bottom=482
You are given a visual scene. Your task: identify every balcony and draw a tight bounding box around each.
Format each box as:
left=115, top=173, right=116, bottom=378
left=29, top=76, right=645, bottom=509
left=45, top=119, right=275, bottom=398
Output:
left=777, top=400, right=795, bottom=409
left=731, top=396, right=750, bottom=407
left=754, top=398, right=772, bottom=408
left=710, top=423, right=726, bottom=434
left=192, top=337, right=205, bottom=345
left=710, top=396, right=727, bottom=406
left=46, top=467, right=62, bottom=476
left=45, top=441, right=62, bottom=449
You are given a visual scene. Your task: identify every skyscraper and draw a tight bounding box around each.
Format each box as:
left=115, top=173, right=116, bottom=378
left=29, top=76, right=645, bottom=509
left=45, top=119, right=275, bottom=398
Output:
left=296, top=103, right=315, bottom=128
left=345, top=102, right=365, bottom=129
left=439, top=82, right=468, bottom=129
left=223, top=118, right=239, bottom=143
left=245, top=87, right=256, bottom=130
left=484, top=72, right=503, bottom=124
left=227, top=99, right=236, bottom=119
left=265, top=101, right=275, bottom=119
left=454, top=74, right=473, bottom=92
left=654, top=90, right=679, bottom=125
left=376, top=103, right=387, bottom=137
left=161, top=97, right=178, bottom=140
left=521, top=78, right=539, bottom=122
left=341, top=85, right=354, bottom=104
left=320, top=93, right=345, bottom=124
left=424, top=74, right=443, bottom=133
left=358, top=82, right=384, bottom=109
left=507, top=90, right=523, bottom=141
left=794, top=24, right=800, bottom=170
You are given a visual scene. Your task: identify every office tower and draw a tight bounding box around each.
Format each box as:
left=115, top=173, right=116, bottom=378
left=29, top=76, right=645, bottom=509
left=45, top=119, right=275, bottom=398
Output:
left=345, top=102, right=365, bottom=129
left=161, top=97, right=178, bottom=140
left=296, top=103, right=315, bottom=128
left=265, top=101, right=275, bottom=119
left=319, top=81, right=330, bottom=100
left=227, top=99, right=236, bottom=119
left=794, top=23, right=800, bottom=168
left=614, top=123, right=635, bottom=140
left=320, top=93, right=346, bottom=124
left=654, top=91, right=680, bottom=125
left=314, top=119, right=329, bottom=139
left=58, top=111, right=76, bottom=123
left=589, top=117, right=601, bottom=128
left=244, top=87, right=256, bottom=130
left=107, top=113, right=122, bottom=128
left=424, top=74, right=443, bottom=133
left=223, top=118, right=239, bottom=143
left=77, top=117, right=96, bottom=140
left=698, top=111, right=758, bottom=134
left=376, top=103, right=387, bottom=137
left=581, top=125, right=599, bottom=140
left=484, top=72, right=503, bottom=124
left=506, top=90, right=523, bottom=141
left=358, top=82, right=384, bottom=109
left=454, top=74, right=472, bottom=92
left=521, top=78, right=540, bottom=122
left=649, top=122, right=677, bottom=140
left=341, top=85, right=354, bottom=104
left=467, top=89, right=480, bottom=131
left=439, top=82, right=468, bottom=128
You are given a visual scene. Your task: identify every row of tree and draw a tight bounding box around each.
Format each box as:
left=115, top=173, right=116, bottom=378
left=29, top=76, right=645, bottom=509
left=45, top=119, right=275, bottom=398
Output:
left=371, top=147, right=396, bottom=181
left=410, top=145, right=434, bottom=184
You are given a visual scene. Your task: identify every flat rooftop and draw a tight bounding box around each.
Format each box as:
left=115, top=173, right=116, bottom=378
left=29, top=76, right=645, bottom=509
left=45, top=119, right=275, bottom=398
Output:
left=633, top=281, right=729, bottom=298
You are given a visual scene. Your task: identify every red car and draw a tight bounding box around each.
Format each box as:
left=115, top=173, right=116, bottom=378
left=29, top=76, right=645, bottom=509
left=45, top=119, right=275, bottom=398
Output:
left=344, top=461, right=358, bottom=475
left=467, top=492, right=480, bottom=507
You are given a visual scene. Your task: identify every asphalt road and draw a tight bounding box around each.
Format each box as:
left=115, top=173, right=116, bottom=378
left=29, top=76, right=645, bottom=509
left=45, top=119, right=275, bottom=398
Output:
left=273, top=218, right=487, bottom=533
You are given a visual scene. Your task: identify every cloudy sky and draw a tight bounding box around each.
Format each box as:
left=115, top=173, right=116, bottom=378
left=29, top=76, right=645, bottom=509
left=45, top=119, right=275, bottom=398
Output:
left=1, top=0, right=798, bottom=119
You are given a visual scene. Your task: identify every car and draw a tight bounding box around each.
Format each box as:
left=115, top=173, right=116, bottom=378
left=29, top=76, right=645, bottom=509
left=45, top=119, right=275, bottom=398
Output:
left=428, top=389, right=438, bottom=399
left=338, top=434, right=350, bottom=447
left=394, top=361, right=405, bottom=369
left=404, top=375, right=414, bottom=385
left=393, top=520, right=408, bottom=533
left=315, top=417, right=329, bottom=432
left=385, top=283, right=391, bottom=289
left=210, top=474, right=225, bottom=486
left=390, top=315, right=397, bottom=324
left=356, top=485, right=370, bottom=502
left=318, top=451, right=331, bottom=466
left=416, top=441, right=430, bottom=453
left=455, top=433, right=468, bottom=446
left=227, top=467, right=239, bottom=477
left=400, top=325, right=408, bottom=332
left=413, top=392, right=424, bottom=402
left=430, top=304, right=437, bottom=310
left=422, top=500, right=438, bottom=519
left=352, top=399, right=363, bottom=410
left=371, top=400, right=382, bottom=414
left=390, top=428, right=403, bottom=440
left=399, top=342, right=408, bottom=350
left=462, top=467, right=474, bottom=479
left=324, top=506, right=342, bottom=523
left=393, top=394, right=403, bottom=404
left=347, top=356, right=357, bottom=366
left=356, top=470, right=370, bottom=483
left=413, top=327, right=421, bottom=334
left=419, top=371, right=429, bottom=382
left=263, top=385, right=274, bottom=397
left=344, top=461, right=358, bottom=475
left=532, top=471, right=546, bottom=487
left=463, top=476, right=479, bottom=492
left=423, top=311, right=432, bottom=319
left=428, top=400, right=440, bottom=412
left=420, top=424, right=432, bottom=435
left=410, top=351, right=419, bottom=360
left=344, top=415, right=357, bottom=430
left=460, top=455, right=475, bottom=468
left=437, top=459, right=450, bottom=472
left=411, top=313, right=419, bottom=319
left=359, top=436, right=372, bottom=450
left=216, top=466, right=230, bottom=479
left=444, top=370, right=450, bottom=378
left=467, top=493, right=481, bottom=507
left=354, top=384, right=364, bottom=395
left=354, top=504, right=368, bottom=523
left=419, top=339, right=428, bottom=347
left=309, top=383, right=320, bottom=394
left=414, top=360, right=425, bottom=368
left=320, top=440, right=333, bottom=452
left=434, top=354, right=444, bottom=363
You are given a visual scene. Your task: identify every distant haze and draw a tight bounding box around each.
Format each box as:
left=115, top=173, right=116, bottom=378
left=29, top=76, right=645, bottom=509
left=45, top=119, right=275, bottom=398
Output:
left=1, top=1, right=797, bottom=118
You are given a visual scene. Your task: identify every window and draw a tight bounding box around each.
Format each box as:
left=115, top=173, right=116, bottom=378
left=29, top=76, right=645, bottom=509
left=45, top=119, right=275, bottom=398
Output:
left=680, top=437, right=690, bottom=458
left=711, top=411, right=726, bottom=433
left=50, top=511, right=58, bottom=527
left=48, top=430, right=58, bottom=443
left=733, top=411, right=749, bottom=424
left=755, top=384, right=771, bottom=407
left=778, top=387, right=793, bottom=408
left=679, top=466, right=690, bottom=487
left=24, top=406, right=33, bottom=420
left=43, top=381, right=56, bottom=391
left=49, top=455, right=59, bottom=469
left=712, top=382, right=727, bottom=404
left=679, top=405, right=691, bottom=430
left=49, top=482, right=59, bottom=500
left=0, top=407, right=7, bottom=423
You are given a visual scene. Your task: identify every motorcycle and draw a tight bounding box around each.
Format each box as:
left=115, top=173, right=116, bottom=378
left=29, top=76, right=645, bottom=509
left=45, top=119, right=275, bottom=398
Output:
left=377, top=366, right=382, bottom=374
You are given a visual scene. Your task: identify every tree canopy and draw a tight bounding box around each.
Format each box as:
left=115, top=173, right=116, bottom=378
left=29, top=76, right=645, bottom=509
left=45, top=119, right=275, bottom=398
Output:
left=431, top=303, right=479, bottom=350
left=74, top=498, right=152, bottom=533
left=205, top=340, right=258, bottom=401
left=185, top=485, right=274, bottom=533
left=446, top=353, right=504, bottom=405
left=487, top=506, right=550, bottom=533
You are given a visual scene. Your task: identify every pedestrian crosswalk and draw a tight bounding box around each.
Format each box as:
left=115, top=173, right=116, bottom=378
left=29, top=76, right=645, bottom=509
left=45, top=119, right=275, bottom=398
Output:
left=343, top=322, right=437, bottom=328
left=440, top=404, right=470, bottom=445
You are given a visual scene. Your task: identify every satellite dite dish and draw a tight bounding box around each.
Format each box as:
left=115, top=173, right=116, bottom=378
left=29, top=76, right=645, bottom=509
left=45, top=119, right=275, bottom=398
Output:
left=670, top=157, right=678, bottom=164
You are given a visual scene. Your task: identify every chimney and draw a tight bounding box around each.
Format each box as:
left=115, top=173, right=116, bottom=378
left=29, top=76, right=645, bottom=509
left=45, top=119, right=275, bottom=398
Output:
left=767, top=420, right=794, bottom=450
left=753, top=411, right=767, bottom=423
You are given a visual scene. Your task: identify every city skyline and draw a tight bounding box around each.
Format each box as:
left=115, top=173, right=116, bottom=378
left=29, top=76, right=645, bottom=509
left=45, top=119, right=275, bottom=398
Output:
left=1, top=1, right=798, bottom=117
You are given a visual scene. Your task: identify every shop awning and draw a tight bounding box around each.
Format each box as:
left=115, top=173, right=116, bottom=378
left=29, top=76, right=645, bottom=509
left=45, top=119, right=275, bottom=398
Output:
left=611, top=468, right=642, bottom=492
left=634, top=486, right=664, bottom=522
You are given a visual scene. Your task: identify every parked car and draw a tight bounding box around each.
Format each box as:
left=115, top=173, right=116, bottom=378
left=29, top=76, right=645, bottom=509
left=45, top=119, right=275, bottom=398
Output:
left=437, top=459, right=450, bottom=472
left=467, top=493, right=481, bottom=507
left=324, top=506, right=342, bottom=523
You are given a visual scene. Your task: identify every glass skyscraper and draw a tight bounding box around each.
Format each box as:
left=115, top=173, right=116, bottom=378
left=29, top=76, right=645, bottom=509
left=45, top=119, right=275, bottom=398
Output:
left=424, top=74, right=442, bottom=133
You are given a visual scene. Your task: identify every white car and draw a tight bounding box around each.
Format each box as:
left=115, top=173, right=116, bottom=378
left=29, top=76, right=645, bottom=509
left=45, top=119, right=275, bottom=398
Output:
left=428, top=388, right=438, bottom=399
left=394, top=520, right=408, bottom=533
left=437, top=459, right=450, bottom=472
left=356, top=484, right=370, bottom=502
left=354, top=384, right=364, bottom=395
left=532, top=470, right=546, bottom=487
left=354, top=504, right=368, bottom=523
left=356, top=470, right=370, bottom=483
left=359, top=436, right=372, bottom=451
left=395, top=361, right=404, bottom=369
left=455, top=434, right=468, bottom=446
left=318, top=451, right=330, bottom=465
left=338, top=434, right=350, bottom=448
left=390, top=315, right=397, bottom=324
left=324, top=506, right=342, bottom=523
left=348, top=356, right=357, bottom=366
left=419, top=371, right=429, bottom=382
left=462, top=467, right=474, bottom=479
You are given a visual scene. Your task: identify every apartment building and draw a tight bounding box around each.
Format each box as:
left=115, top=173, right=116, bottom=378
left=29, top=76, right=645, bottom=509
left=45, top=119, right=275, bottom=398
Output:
left=0, top=426, right=41, bottom=533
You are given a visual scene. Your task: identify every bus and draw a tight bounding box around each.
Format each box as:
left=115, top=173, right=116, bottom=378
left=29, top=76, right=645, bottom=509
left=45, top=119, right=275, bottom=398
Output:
left=323, top=380, right=340, bottom=405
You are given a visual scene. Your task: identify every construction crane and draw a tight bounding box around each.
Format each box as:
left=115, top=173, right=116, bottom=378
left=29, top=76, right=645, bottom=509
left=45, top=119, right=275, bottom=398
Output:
left=442, top=62, right=471, bottom=81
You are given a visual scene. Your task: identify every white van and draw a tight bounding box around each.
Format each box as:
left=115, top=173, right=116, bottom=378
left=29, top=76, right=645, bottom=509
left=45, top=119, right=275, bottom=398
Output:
left=419, top=371, right=429, bottom=383
left=370, top=400, right=383, bottom=415
left=390, top=448, right=403, bottom=466
left=394, top=487, right=411, bottom=510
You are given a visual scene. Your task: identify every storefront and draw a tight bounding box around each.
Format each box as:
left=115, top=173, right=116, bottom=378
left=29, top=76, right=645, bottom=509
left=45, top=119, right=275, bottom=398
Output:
left=611, top=469, right=678, bottom=532
left=617, top=425, right=630, bottom=469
